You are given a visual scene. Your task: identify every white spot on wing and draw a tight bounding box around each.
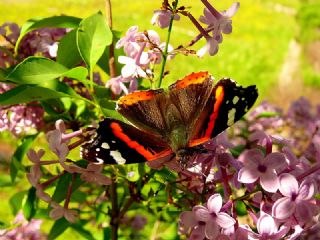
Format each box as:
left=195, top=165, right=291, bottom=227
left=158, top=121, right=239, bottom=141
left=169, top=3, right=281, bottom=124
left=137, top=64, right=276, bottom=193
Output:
left=110, top=150, right=126, bottom=164
left=227, top=108, right=236, bottom=126
left=232, top=96, right=239, bottom=104
left=112, top=141, right=116, bottom=143
left=101, top=142, right=110, bottom=149
left=96, top=158, right=104, bottom=164
left=96, top=148, right=100, bottom=152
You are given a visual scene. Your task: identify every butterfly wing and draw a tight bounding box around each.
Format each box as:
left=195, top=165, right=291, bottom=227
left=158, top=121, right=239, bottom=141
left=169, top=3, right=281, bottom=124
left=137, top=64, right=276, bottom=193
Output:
left=189, top=78, right=258, bottom=146
left=168, top=72, right=214, bottom=140
left=81, top=118, right=172, bottom=164
left=116, top=89, right=169, bottom=137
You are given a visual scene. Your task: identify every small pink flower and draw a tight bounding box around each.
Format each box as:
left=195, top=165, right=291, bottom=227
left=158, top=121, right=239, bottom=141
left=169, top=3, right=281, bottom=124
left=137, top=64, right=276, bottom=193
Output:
left=106, top=75, right=137, bottom=95
left=238, top=149, right=286, bottom=192
left=118, top=55, right=147, bottom=78
left=199, top=1, right=240, bottom=34
left=151, top=10, right=180, bottom=28
left=197, top=37, right=219, bottom=57
left=272, top=173, right=316, bottom=222
left=50, top=203, right=78, bottom=223
left=80, top=163, right=111, bottom=185
left=246, top=214, right=289, bottom=239
left=116, top=26, right=138, bottom=49
left=192, top=194, right=236, bottom=239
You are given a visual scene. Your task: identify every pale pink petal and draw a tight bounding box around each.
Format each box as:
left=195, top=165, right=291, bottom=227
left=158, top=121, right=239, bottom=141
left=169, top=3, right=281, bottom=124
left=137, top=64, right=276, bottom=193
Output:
left=193, top=206, right=211, bottom=222
left=216, top=212, right=236, bottom=229
left=207, top=194, right=222, bottom=214
left=257, top=214, right=276, bottom=235
left=238, top=167, right=260, bottom=184
left=240, top=149, right=263, bottom=166
left=205, top=220, right=219, bottom=239
left=121, top=62, right=136, bottom=78
left=64, top=209, right=78, bottom=223
left=264, top=152, right=286, bottom=170
left=49, top=207, right=64, bottom=220
left=260, top=170, right=279, bottom=193
left=297, top=180, right=315, bottom=200
left=278, top=173, right=299, bottom=197
left=180, top=211, right=198, bottom=228
left=224, top=2, right=240, bottom=18
left=272, top=197, right=296, bottom=219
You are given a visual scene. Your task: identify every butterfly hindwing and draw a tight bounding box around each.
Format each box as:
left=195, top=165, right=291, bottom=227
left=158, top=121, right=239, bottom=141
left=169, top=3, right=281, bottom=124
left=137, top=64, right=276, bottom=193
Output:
left=81, top=118, right=172, bottom=164
left=190, top=78, right=258, bottom=146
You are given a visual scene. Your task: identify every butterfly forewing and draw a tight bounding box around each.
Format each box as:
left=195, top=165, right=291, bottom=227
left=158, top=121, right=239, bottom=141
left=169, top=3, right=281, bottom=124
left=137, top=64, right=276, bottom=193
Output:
left=81, top=118, right=172, bottom=164
left=169, top=72, right=214, bottom=139
left=190, top=78, right=258, bottom=146
left=116, top=89, right=168, bottom=137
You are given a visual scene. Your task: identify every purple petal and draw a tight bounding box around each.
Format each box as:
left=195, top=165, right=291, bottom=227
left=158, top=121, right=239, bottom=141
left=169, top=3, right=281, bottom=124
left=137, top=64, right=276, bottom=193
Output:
left=272, top=197, right=296, bottom=219
left=216, top=212, right=236, bottom=229
left=193, top=206, right=211, bottom=222
left=207, top=194, right=222, bottom=214
left=264, top=152, right=286, bottom=170
left=238, top=167, right=260, bottom=184
left=204, top=220, right=220, bottom=239
left=278, top=173, right=299, bottom=197
left=297, top=180, right=315, bottom=200
left=260, top=170, right=279, bottom=193
left=257, top=214, right=276, bottom=235
left=295, top=201, right=314, bottom=222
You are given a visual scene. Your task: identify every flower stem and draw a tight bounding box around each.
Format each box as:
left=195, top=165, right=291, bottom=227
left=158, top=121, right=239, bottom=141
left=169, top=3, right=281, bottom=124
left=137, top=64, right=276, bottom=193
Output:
left=297, top=163, right=320, bottom=181
left=106, top=0, right=117, bottom=78
left=157, top=0, right=179, bottom=88
left=110, top=172, right=119, bottom=240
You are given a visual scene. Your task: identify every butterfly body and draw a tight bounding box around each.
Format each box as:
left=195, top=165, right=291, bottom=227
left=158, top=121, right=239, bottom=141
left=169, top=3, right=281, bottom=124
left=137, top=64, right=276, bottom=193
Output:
left=81, top=72, right=258, bottom=166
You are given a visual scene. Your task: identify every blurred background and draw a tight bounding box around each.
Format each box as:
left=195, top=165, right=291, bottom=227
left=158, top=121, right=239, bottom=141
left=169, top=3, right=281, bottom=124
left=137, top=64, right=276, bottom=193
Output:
left=0, top=0, right=319, bottom=238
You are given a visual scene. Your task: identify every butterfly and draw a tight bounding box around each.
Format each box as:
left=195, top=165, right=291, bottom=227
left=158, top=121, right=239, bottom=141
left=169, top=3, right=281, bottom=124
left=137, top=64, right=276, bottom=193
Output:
left=81, top=72, right=258, bottom=167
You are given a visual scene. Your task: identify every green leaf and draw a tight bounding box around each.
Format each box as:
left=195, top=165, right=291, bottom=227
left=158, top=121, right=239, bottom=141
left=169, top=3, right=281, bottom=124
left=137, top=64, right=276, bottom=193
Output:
left=57, top=29, right=82, bottom=68
left=0, top=85, right=80, bottom=106
left=255, top=111, right=280, bottom=119
left=10, top=134, right=38, bottom=182
left=23, top=187, right=37, bottom=221
left=77, top=12, right=112, bottom=69
left=63, top=66, right=88, bottom=82
left=235, top=200, right=247, bottom=216
left=48, top=218, right=71, bottom=240
left=0, top=68, right=7, bottom=81
left=15, top=16, right=81, bottom=53
left=103, top=227, right=112, bottom=240
left=10, top=191, right=27, bottom=215
left=70, top=224, right=95, bottom=240
left=6, top=57, right=68, bottom=84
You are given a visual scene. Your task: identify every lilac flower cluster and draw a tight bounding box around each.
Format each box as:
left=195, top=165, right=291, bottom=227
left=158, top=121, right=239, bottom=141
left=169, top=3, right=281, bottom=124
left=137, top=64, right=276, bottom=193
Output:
left=0, top=84, right=44, bottom=136
left=107, top=26, right=175, bottom=95
left=176, top=98, right=320, bottom=239
left=0, top=212, right=43, bottom=240
left=26, top=120, right=111, bottom=223
left=106, top=0, right=239, bottom=95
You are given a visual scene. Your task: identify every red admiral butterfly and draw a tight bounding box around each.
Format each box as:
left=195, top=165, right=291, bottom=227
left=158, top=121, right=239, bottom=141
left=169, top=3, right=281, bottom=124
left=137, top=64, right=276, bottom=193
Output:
left=81, top=72, right=258, bottom=167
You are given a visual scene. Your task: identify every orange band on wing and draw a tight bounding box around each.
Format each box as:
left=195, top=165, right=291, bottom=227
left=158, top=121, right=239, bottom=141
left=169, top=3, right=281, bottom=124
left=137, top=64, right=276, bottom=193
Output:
left=174, top=72, right=209, bottom=89
left=110, top=122, right=173, bottom=161
left=204, top=86, right=224, bottom=138
left=117, top=89, right=163, bottom=106
left=188, top=86, right=225, bottom=147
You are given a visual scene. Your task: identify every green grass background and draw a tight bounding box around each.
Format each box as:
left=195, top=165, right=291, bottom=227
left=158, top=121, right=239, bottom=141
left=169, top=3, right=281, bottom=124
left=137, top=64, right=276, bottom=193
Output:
left=1, top=0, right=318, bottom=239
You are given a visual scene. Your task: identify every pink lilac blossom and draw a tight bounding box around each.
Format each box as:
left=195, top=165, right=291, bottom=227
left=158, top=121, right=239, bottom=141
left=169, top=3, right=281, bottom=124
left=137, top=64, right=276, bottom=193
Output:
left=0, top=103, right=44, bottom=136
left=0, top=212, right=43, bottom=240
left=272, top=173, right=317, bottom=222
left=106, top=75, right=137, bottom=95
left=246, top=213, right=289, bottom=240
left=238, top=149, right=286, bottom=192
left=180, top=194, right=236, bottom=239
left=151, top=10, right=180, bottom=28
